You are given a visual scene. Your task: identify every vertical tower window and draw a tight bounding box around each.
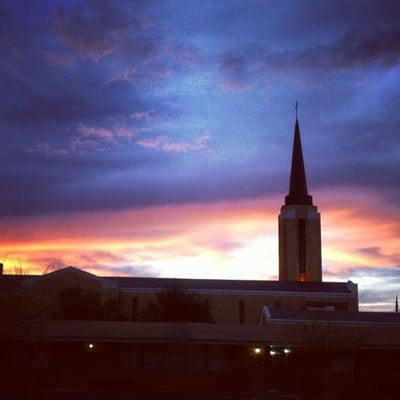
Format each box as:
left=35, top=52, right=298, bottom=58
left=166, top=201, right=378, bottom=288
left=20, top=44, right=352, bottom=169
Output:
left=132, top=297, right=138, bottom=321
left=274, top=300, right=281, bottom=311
left=239, top=300, right=245, bottom=324
left=298, top=218, right=306, bottom=274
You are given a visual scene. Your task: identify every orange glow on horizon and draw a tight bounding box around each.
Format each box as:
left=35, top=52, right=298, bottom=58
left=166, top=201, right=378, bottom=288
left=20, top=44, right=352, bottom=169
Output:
left=1, top=187, right=399, bottom=299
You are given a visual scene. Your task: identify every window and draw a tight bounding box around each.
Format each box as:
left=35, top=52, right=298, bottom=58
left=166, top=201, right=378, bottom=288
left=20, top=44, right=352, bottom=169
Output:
left=132, top=297, right=138, bottom=321
left=274, top=300, right=281, bottom=310
left=239, top=299, right=245, bottom=324
left=298, top=218, right=306, bottom=274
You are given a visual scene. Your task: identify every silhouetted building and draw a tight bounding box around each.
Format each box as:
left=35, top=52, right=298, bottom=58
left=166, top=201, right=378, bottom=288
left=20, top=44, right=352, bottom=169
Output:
left=1, top=116, right=399, bottom=396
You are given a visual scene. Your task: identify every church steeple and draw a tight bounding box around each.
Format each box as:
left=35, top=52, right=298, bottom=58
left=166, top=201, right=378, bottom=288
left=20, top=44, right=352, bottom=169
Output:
left=278, top=109, right=322, bottom=282
left=285, top=118, right=313, bottom=206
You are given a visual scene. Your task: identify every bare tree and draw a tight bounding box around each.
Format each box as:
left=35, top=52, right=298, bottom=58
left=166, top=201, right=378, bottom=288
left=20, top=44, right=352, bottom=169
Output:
left=41, top=257, right=66, bottom=275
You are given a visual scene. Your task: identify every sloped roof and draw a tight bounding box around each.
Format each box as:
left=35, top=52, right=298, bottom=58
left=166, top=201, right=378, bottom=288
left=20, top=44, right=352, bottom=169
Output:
left=285, top=118, right=313, bottom=205
left=0, top=266, right=118, bottom=291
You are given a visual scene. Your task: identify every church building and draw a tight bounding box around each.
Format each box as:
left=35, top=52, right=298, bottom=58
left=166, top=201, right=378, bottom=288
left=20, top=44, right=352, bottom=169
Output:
left=0, top=116, right=359, bottom=322
left=1, top=116, right=399, bottom=396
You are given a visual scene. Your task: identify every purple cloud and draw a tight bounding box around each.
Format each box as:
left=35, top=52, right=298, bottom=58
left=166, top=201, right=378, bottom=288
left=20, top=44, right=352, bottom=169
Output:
left=136, top=132, right=210, bottom=153
left=218, top=26, right=400, bottom=89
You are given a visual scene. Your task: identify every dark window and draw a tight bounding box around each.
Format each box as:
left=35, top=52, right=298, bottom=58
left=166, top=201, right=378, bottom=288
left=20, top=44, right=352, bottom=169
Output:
left=239, top=299, right=245, bottom=324
left=132, top=297, right=138, bottom=321
left=274, top=300, right=281, bottom=310
left=298, top=218, right=306, bottom=273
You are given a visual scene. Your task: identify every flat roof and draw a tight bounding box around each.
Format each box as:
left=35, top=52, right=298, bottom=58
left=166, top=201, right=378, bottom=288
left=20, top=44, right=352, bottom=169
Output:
left=0, top=270, right=355, bottom=294
left=269, top=310, right=400, bottom=324
left=106, top=276, right=354, bottom=294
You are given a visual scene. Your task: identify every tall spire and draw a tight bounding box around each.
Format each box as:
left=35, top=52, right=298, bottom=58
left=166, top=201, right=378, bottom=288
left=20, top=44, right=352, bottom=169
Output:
left=285, top=117, right=313, bottom=205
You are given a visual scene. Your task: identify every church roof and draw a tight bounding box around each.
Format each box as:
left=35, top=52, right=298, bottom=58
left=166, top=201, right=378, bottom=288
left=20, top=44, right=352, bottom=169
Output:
left=285, top=118, right=313, bottom=205
left=106, top=276, right=353, bottom=294
left=0, top=272, right=354, bottom=294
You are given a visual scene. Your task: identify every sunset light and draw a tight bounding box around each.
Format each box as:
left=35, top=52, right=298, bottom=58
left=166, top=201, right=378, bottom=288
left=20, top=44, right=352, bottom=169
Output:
left=1, top=2, right=399, bottom=397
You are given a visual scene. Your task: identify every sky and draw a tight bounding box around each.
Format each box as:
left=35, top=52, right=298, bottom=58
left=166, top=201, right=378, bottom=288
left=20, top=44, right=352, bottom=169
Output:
left=0, top=0, right=399, bottom=311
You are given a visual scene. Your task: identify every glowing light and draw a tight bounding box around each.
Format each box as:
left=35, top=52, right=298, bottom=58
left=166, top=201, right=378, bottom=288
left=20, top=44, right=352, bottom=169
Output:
left=253, top=347, right=261, bottom=354
left=269, top=350, right=277, bottom=356
left=284, top=348, right=291, bottom=354
left=88, top=343, right=94, bottom=349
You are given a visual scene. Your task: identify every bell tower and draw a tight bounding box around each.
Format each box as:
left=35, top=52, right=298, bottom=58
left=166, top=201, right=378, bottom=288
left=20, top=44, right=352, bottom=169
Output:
left=279, top=114, right=322, bottom=282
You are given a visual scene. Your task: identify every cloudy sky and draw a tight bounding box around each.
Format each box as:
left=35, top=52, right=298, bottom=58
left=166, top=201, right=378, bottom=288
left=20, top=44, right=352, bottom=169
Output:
left=1, top=0, right=399, bottom=311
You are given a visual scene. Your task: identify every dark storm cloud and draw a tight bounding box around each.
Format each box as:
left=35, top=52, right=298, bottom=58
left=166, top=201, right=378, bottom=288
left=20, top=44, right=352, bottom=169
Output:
left=1, top=0, right=400, bottom=218
left=0, top=0, right=204, bottom=217
left=0, top=0, right=190, bottom=124
left=0, top=145, right=173, bottom=217
left=1, top=68, right=143, bottom=128
left=298, top=0, right=400, bottom=32
left=269, top=27, right=400, bottom=71
left=54, top=0, right=165, bottom=74
left=306, top=110, right=400, bottom=199
left=53, top=0, right=202, bottom=79
left=55, top=1, right=131, bottom=62
left=219, top=26, right=400, bottom=89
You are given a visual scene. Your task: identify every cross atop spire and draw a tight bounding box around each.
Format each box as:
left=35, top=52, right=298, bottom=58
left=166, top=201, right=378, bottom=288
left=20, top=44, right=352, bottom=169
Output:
left=285, top=117, right=313, bottom=205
